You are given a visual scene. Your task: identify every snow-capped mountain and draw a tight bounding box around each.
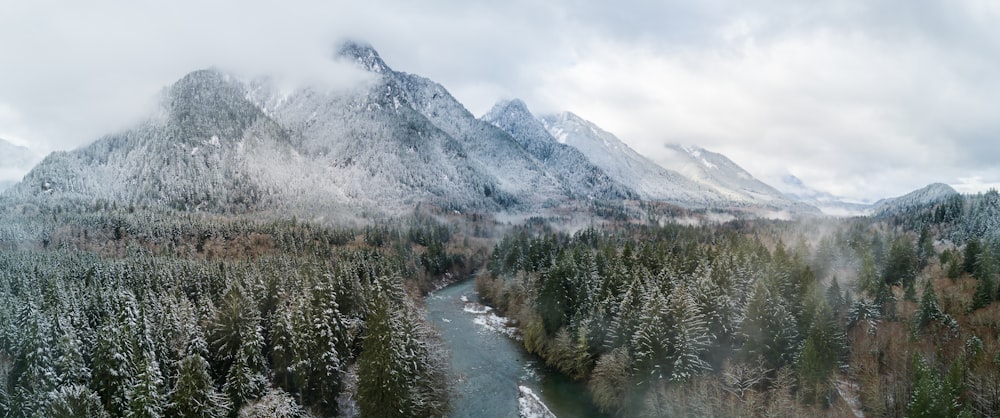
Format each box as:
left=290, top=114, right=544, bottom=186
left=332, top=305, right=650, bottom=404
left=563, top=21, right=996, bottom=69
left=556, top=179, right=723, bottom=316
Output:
left=4, top=42, right=625, bottom=218
left=0, top=139, right=41, bottom=192
left=4, top=41, right=826, bottom=219
left=871, top=183, right=960, bottom=216
left=538, top=112, right=818, bottom=214
left=776, top=174, right=871, bottom=216
left=538, top=112, right=730, bottom=207
left=481, top=99, right=636, bottom=201
left=657, top=144, right=817, bottom=213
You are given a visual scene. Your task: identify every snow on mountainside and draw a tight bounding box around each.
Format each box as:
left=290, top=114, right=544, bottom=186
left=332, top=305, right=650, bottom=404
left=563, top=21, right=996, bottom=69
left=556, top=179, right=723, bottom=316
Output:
left=0, top=139, right=41, bottom=192
left=5, top=42, right=615, bottom=217
left=777, top=174, right=871, bottom=216
left=658, top=144, right=817, bottom=213
left=539, top=112, right=731, bottom=207
left=871, top=183, right=960, bottom=216
left=539, top=112, right=818, bottom=214
left=348, top=44, right=572, bottom=209
left=7, top=70, right=293, bottom=213
left=481, top=99, right=637, bottom=201
left=9, top=67, right=513, bottom=215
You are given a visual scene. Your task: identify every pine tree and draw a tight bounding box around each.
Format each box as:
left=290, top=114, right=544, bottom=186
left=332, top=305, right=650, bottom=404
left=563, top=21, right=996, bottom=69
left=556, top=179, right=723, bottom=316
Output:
left=44, top=384, right=109, bottom=418
left=92, top=292, right=139, bottom=417
left=209, top=283, right=268, bottom=411
left=972, top=265, right=997, bottom=310
left=884, top=236, right=917, bottom=290
left=126, top=350, right=165, bottom=418
left=631, top=288, right=672, bottom=384
left=964, top=239, right=982, bottom=275
left=9, top=304, right=58, bottom=415
left=740, top=279, right=798, bottom=371
left=917, top=226, right=934, bottom=269
left=664, top=284, right=711, bottom=382
left=167, top=354, right=229, bottom=418
left=915, top=280, right=957, bottom=332
left=295, top=281, right=348, bottom=415
left=52, top=316, right=90, bottom=388
left=908, top=356, right=952, bottom=418
left=356, top=287, right=411, bottom=418
left=356, top=279, right=448, bottom=418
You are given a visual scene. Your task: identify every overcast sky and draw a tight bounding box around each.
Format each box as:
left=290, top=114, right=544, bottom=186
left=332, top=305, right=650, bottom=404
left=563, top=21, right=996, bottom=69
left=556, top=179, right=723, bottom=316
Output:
left=2, top=0, right=1000, bottom=202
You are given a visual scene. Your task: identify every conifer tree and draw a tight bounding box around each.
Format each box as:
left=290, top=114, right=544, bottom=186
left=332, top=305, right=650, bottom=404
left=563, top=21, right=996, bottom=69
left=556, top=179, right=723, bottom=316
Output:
left=740, top=279, right=798, bottom=371
left=92, top=292, right=140, bottom=416
left=9, top=304, right=57, bottom=415
left=45, top=384, right=109, bottom=418
left=126, top=350, right=165, bottom=418
left=356, top=286, right=411, bottom=418
left=167, top=354, right=229, bottom=418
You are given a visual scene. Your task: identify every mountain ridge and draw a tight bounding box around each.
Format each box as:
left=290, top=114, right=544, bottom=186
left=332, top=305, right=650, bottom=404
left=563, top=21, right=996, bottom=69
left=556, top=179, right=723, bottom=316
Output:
left=4, top=41, right=833, bottom=219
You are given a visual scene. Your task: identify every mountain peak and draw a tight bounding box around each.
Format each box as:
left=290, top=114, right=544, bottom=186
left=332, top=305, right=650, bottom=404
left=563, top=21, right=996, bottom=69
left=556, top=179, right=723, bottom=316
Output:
left=336, top=40, right=390, bottom=73
left=872, top=182, right=960, bottom=215
left=484, top=98, right=532, bottom=121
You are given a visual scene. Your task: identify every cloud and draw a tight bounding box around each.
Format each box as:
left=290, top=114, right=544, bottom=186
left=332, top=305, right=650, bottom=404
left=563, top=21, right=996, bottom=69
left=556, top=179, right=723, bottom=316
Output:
left=2, top=0, right=1000, bottom=201
left=521, top=1, right=1000, bottom=201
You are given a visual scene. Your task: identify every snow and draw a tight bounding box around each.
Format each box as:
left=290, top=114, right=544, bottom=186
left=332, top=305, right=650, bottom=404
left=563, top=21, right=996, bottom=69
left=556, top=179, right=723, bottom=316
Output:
left=517, top=385, right=556, bottom=418
left=462, top=303, right=492, bottom=314
left=463, top=298, right=520, bottom=339
left=835, top=377, right=864, bottom=418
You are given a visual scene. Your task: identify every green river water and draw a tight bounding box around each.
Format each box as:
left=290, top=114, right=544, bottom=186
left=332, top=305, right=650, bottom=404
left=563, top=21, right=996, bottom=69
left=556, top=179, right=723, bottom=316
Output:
left=426, top=278, right=606, bottom=418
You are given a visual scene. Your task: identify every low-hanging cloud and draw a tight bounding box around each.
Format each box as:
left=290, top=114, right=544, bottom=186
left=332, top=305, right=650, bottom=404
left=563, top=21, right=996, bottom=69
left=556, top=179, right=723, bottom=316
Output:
left=2, top=0, right=1000, bottom=201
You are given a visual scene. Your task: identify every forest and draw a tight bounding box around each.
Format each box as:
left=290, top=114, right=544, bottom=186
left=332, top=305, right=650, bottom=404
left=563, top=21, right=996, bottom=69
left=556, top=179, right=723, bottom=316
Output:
left=2, top=190, right=1000, bottom=417
left=0, top=201, right=483, bottom=417
left=478, top=191, right=1000, bottom=417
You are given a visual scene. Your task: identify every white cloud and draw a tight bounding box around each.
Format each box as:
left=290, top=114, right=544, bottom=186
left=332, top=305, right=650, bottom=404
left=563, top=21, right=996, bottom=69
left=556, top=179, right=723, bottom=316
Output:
left=3, top=0, right=1000, bottom=201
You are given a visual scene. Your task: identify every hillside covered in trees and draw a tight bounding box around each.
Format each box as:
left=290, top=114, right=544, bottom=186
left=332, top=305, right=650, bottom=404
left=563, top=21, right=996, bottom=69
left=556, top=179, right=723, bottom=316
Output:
left=4, top=181, right=1000, bottom=418
left=0, top=201, right=488, bottom=417
left=477, top=189, right=1000, bottom=417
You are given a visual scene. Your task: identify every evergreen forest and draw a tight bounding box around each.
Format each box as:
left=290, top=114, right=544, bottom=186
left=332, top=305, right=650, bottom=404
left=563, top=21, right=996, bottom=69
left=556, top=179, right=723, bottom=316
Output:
left=3, top=190, right=1000, bottom=417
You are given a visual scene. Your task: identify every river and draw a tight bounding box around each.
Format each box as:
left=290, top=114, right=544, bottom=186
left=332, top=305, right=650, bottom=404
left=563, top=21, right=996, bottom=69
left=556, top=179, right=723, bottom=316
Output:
left=426, top=278, right=606, bottom=418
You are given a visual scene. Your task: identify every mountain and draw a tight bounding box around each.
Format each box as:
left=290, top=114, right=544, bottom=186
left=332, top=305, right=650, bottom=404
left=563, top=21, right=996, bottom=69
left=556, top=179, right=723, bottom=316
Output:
left=537, top=112, right=818, bottom=214
left=3, top=41, right=826, bottom=219
left=481, top=99, right=636, bottom=201
left=0, top=139, right=41, bottom=192
left=538, top=112, right=730, bottom=207
left=871, top=183, right=960, bottom=216
left=657, top=144, right=818, bottom=213
left=3, top=42, right=619, bottom=218
left=776, top=174, right=871, bottom=216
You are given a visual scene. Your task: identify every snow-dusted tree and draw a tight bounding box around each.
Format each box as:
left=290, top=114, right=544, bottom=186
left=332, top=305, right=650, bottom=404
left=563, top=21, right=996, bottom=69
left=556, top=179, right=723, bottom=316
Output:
left=52, top=316, right=91, bottom=388
left=209, top=284, right=267, bottom=410
left=126, top=350, right=165, bottom=418
left=663, top=284, right=711, bottom=382
left=295, top=281, right=349, bottom=415
left=92, top=291, right=140, bottom=416
left=356, top=280, right=449, bottom=418
left=44, top=384, right=109, bottom=418
left=167, top=354, right=229, bottom=418
left=356, top=286, right=411, bottom=418
left=915, top=280, right=957, bottom=332
left=237, top=388, right=308, bottom=418
left=9, top=303, right=57, bottom=415
left=740, top=279, right=798, bottom=371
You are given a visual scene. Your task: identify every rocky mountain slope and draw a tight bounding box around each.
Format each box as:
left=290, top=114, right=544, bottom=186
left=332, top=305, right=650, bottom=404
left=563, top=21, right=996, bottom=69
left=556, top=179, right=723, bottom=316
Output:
left=4, top=41, right=823, bottom=219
